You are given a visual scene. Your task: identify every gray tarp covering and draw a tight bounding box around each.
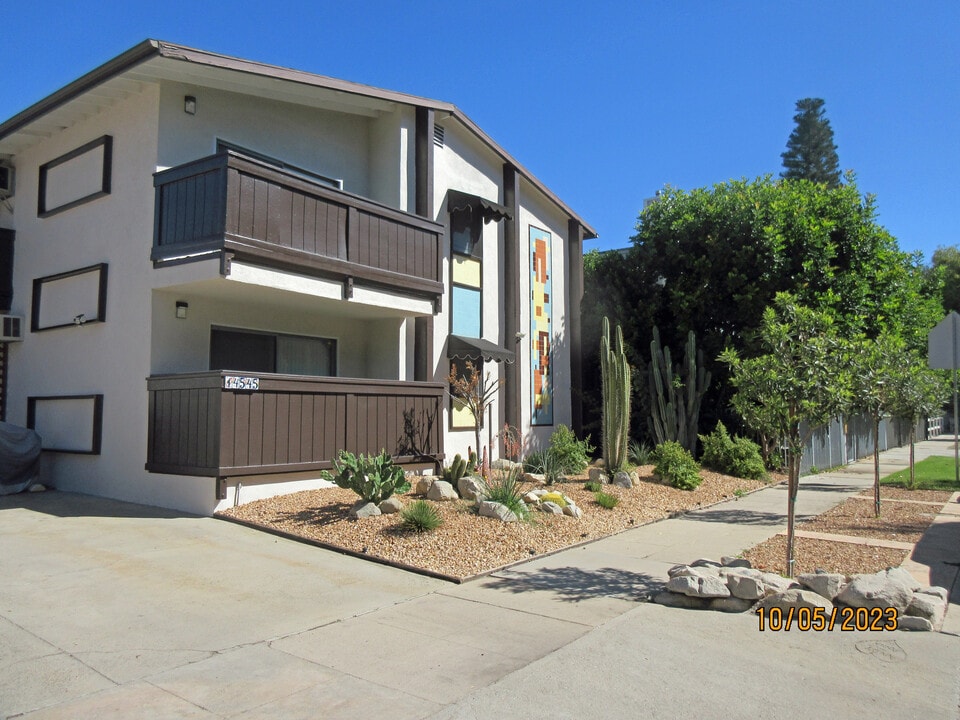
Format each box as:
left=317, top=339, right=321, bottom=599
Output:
left=0, top=422, right=41, bottom=494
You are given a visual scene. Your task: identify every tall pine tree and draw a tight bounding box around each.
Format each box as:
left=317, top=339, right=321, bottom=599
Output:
left=780, top=98, right=841, bottom=187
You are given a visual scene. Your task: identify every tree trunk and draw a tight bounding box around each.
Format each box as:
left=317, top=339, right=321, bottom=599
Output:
left=786, top=451, right=800, bottom=578
left=873, top=416, right=881, bottom=517
left=909, top=424, right=916, bottom=490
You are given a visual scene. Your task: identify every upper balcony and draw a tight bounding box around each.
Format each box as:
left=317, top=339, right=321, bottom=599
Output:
left=152, top=151, right=444, bottom=306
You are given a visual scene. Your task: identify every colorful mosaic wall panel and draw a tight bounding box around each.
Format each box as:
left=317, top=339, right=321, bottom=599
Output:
left=530, top=226, right=553, bottom=425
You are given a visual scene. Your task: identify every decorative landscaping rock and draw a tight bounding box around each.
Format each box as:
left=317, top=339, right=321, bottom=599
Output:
left=760, top=573, right=800, bottom=596
left=897, top=616, right=934, bottom=632
left=691, top=558, right=723, bottom=569
left=563, top=503, right=583, bottom=519
left=378, top=497, right=404, bottom=514
left=837, top=569, right=914, bottom=612
left=523, top=473, right=546, bottom=484
left=541, top=501, right=564, bottom=515
left=709, top=596, right=756, bottom=613
left=654, top=557, right=950, bottom=631
left=458, top=477, right=486, bottom=501
left=613, top=471, right=633, bottom=489
left=491, top=459, right=521, bottom=472
left=797, top=572, right=847, bottom=601
left=653, top=591, right=711, bottom=610
left=755, top=589, right=834, bottom=612
left=349, top=501, right=381, bottom=519
left=725, top=573, right=765, bottom=601
left=427, top=480, right=459, bottom=502
left=522, top=492, right=541, bottom=505
left=906, top=592, right=948, bottom=630
left=415, top=476, right=437, bottom=496
left=27, top=483, right=47, bottom=492
left=588, top=468, right=609, bottom=484
left=885, top=567, right=922, bottom=592
left=478, top=501, right=517, bottom=522
left=667, top=573, right=730, bottom=598
left=720, top=556, right=751, bottom=568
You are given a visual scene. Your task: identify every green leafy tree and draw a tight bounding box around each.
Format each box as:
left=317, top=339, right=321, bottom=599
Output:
left=930, top=245, right=960, bottom=314
left=780, top=98, right=841, bottom=188
left=720, top=294, right=851, bottom=577
left=849, top=334, right=904, bottom=516
left=581, top=176, right=943, bottom=446
left=886, top=359, right=949, bottom=489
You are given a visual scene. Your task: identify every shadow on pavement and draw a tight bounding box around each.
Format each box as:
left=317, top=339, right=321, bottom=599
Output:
left=0, top=490, right=193, bottom=520
left=678, top=508, right=805, bottom=526
left=480, top=565, right=661, bottom=602
left=910, top=521, right=960, bottom=605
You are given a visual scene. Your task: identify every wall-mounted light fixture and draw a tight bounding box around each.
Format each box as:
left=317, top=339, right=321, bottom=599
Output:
left=184, top=95, right=197, bottom=115
left=175, top=301, right=188, bottom=319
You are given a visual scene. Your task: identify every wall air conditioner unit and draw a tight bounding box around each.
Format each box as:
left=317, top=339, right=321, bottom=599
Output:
left=1, top=315, right=23, bottom=341
left=0, top=164, right=13, bottom=196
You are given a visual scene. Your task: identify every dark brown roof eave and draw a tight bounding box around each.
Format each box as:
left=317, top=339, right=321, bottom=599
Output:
left=0, top=39, right=597, bottom=238
left=0, top=40, right=161, bottom=142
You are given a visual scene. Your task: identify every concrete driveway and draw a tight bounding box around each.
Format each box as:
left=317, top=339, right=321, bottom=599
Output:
left=2, top=444, right=959, bottom=719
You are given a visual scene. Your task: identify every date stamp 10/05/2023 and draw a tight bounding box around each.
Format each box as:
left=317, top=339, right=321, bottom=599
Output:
left=758, top=606, right=899, bottom=632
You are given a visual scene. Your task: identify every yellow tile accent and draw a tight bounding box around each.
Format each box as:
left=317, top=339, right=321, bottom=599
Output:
left=452, top=398, right=477, bottom=428
left=452, top=256, right=482, bottom=288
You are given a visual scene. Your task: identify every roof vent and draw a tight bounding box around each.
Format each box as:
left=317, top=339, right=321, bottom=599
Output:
left=433, top=124, right=445, bottom=148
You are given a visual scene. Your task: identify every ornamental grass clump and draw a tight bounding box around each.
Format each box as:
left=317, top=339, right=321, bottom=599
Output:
left=400, top=500, right=444, bottom=533
left=584, top=481, right=603, bottom=492
left=480, top=467, right=529, bottom=520
left=652, top=441, right=702, bottom=490
left=594, top=491, right=620, bottom=509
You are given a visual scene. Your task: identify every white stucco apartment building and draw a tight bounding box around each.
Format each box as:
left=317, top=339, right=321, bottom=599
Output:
left=0, top=40, right=595, bottom=515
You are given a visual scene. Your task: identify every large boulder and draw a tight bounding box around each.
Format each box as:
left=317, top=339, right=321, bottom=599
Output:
left=837, top=570, right=914, bottom=612
left=378, top=496, right=404, bottom=514
left=898, top=616, right=934, bottom=632
left=906, top=592, right=948, bottom=630
left=653, top=591, right=712, bottom=610
left=755, top=588, right=834, bottom=612
left=797, top=573, right=847, bottom=601
left=588, top=467, right=609, bottom=484
left=709, top=597, right=755, bottom=613
left=667, top=572, right=731, bottom=598
left=563, top=503, right=583, bottom=519
left=349, top=501, right=382, bottom=519
left=415, top=476, right=437, bottom=496
left=427, top=480, right=459, bottom=502
left=725, top=573, right=765, bottom=601
left=540, top=501, right=564, bottom=515
left=478, top=501, right=518, bottom=522
left=760, top=573, right=800, bottom=596
left=458, top=476, right=485, bottom=501
left=613, top=471, right=633, bottom=489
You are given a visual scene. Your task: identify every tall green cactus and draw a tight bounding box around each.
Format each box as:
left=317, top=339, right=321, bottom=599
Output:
left=600, top=317, right=631, bottom=472
left=649, top=328, right=711, bottom=455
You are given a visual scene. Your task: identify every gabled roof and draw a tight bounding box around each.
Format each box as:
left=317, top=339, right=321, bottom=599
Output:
left=0, top=40, right=596, bottom=238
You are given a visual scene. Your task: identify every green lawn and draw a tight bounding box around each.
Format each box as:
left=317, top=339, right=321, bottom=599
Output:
left=881, top=455, right=960, bottom=491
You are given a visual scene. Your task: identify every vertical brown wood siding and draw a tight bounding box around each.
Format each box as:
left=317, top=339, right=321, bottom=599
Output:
left=153, top=152, right=443, bottom=294
left=146, top=372, right=444, bottom=477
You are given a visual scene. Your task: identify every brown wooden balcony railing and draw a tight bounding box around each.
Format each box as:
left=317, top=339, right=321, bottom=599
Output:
left=146, top=372, right=444, bottom=487
left=152, top=151, right=444, bottom=303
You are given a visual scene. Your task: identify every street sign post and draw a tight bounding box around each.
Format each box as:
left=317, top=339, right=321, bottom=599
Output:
left=928, top=311, right=960, bottom=485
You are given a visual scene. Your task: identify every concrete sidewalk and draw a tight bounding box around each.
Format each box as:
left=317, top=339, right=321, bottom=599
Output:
left=2, top=440, right=958, bottom=719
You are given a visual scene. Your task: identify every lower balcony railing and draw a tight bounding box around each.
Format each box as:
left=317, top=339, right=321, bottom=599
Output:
left=146, top=372, right=444, bottom=485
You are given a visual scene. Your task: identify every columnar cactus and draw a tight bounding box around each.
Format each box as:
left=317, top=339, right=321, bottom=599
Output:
left=649, top=328, right=711, bottom=455
left=600, top=317, right=631, bottom=472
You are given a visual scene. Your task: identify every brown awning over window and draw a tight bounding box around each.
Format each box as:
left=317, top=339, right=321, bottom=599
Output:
left=447, top=190, right=513, bottom=224
left=447, top=334, right=515, bottom=364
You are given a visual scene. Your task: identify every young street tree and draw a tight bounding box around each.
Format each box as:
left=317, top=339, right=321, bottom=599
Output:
left=720, top=294, right=850, bottom=577
left=850, top=334, right=904, bottom=517
left=887, top=359, right=948, bottom=490
left=780, top=98, right=842, bottom=188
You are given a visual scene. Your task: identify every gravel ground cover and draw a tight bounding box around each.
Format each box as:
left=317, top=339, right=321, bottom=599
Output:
left=218, top=466, right=770, bottom=581
left=742, top=488, right=951, bottom=575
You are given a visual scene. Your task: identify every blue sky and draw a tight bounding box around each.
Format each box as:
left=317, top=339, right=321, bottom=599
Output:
left=4, top=1, right=957, bottom=260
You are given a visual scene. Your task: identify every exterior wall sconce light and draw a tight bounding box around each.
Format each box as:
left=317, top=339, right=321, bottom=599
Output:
left=176, top=301, right=188, bottom=319
left=184, top=96, right=197, bottom=115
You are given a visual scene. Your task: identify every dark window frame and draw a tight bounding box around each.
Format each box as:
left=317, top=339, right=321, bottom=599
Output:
left=27, top=393, right=104, bottom=454
left=31, top=262, right=108, bottom=332
left=38, top=135, right=113, bottom=217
